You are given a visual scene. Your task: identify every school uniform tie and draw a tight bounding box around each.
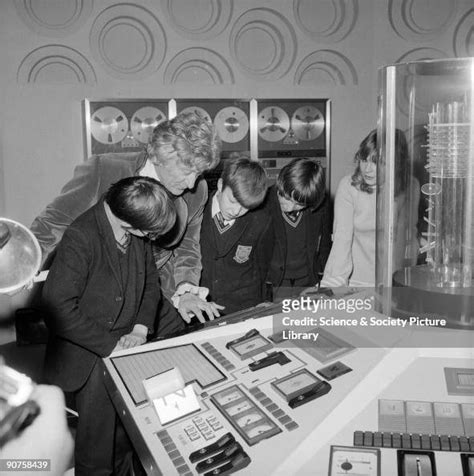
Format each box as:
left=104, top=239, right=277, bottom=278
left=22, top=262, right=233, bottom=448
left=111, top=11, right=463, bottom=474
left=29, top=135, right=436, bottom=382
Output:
left=214, top=211, right=231, bottom=234
left=115, top=232, right=131, bottom=254
left=283, top=210, right=302, bottom=227
left=216, top=211, right=225, bottom=228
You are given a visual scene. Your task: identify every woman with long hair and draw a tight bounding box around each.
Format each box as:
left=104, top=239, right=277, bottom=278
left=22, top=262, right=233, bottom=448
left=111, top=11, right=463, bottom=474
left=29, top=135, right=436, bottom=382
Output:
left=321, top=129, right=419, bottom=287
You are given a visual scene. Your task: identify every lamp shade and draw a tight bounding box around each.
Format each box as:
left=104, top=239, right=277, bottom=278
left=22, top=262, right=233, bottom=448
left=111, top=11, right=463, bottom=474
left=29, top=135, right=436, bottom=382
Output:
left=0, top=218, right=41, bottom=294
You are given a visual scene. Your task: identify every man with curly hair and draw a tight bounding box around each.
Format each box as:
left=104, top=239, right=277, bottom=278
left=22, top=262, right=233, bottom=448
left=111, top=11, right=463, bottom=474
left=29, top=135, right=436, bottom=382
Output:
left=31, top=112, right=222, bottom=329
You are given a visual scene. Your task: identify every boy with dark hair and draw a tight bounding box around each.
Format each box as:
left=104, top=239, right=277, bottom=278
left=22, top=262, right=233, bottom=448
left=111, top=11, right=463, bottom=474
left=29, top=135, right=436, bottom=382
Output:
left=265, top=157, right=331, bottom=299
left=42, top=176, right=177, bottom=476
left=200, top=156, right=273, bottom=314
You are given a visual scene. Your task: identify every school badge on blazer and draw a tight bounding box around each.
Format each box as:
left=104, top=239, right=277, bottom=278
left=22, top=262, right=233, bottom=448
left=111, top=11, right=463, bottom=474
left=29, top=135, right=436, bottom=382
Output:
left=234, top=245, right=252, bottom=263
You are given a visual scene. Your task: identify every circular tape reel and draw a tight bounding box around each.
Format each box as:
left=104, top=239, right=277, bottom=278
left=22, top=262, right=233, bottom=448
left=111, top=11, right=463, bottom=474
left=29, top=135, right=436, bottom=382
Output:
left=90, top=106, right=129, bottom=144
left=258, top=106, right=290, bottom=142
left=131, top=107, right=166, bottom=144
left=214, top=106, right=249, bottom=144
left=291, top=106, right=324, bottom=141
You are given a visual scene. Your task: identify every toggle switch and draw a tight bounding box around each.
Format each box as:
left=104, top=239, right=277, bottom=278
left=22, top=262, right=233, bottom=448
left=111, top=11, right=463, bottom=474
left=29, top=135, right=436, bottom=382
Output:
left=398, top=451, right=435, bottom=476
left=189, top=432, right=235, bottom=463
left=248, top=351, right=290, bottom=371
left=195, top=442, right=242, bottom=473
left=202, top=450, right=251, bottom=476
left=461, top=453, right=474, bottom=476
left=225, top=329, right=259, bottom=349
left=288, top=380, right=331, bottom=408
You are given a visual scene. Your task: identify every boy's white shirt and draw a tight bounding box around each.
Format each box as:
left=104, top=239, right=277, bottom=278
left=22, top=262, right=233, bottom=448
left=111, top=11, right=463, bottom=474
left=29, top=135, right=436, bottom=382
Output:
left=211, top=192, right=235, bottom=226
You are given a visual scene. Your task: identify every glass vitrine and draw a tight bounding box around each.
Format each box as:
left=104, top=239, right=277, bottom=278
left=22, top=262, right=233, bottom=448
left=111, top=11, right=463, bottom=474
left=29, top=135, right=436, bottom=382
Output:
left=377, top=57, right=474, bottom=328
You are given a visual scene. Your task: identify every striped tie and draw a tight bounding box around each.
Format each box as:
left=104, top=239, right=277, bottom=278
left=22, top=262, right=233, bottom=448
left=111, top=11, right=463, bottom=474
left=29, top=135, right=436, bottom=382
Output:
left=214, top=211, right=231, bottom=234
left=216, top=211, right=225, bottom=228
left=116, top=232, right=131, bottom=253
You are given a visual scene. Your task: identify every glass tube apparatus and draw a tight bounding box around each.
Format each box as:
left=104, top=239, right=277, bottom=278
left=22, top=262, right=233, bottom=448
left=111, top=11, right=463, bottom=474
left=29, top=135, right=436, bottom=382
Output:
left=425, top=99, right=471, bottom=288
left=377, top=58, right=474, bottom=328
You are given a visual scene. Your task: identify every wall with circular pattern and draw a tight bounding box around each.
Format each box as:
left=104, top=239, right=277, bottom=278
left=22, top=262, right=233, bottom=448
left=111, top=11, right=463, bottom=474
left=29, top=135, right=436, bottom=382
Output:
left=89, top=3, right=167, bottom=79
left=294, top=50, right=358, bottom=85
left=229, top=7, right=297, bottom=81
left=388, top=0, right=458, bottom=41
left=13, top=0, right=93, bottom=37
left=164, top=47, right=234, bottom=84
left=160, top=0, right=233, bottom=40
left=293, top=0, right=358, bottom=43
left=17, top=44, right=96, bottom=83
left=453, top=8, right=474, bottom=57
left=2, top=0, right=474, bottom=228
left=11, top=0, right=472, bottom=86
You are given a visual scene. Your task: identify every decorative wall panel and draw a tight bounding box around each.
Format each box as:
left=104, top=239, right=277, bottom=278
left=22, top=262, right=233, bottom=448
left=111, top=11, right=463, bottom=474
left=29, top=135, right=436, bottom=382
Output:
left=389, top=0, right=458, bottom=41
left=160, top=0, right=233, bottom=40
left=453, top=8, right=474, bottom=57
left=229, top=8, right=297, bottom=80
left=17, top=45, right=96, bottom=84
left=395, top=47, right=449, bottom=63
left=90, top=3, right=166, bottom=79
left=163, top=48, right=234, bottom=84
left=294, top=50, right=358, bottom=85
left=293, top=0, right=358, bottom=43
left=13, top=0, right=93, bottom=37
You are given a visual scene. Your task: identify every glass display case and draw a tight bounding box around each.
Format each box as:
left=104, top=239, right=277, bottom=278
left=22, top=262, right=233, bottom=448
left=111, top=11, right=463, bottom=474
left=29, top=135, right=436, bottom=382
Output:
left=377, top=57, right=474, bottom=328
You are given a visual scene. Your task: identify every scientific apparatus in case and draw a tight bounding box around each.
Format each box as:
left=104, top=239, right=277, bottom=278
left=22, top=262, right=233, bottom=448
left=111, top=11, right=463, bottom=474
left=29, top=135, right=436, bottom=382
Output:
left=377, top=57, right=474, bottom=328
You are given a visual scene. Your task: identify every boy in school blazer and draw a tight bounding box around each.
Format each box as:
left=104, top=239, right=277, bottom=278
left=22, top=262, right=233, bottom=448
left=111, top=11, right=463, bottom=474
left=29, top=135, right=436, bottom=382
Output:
left=200, top=157, right=273, bottom=315
left=43, top=177, right=177, bottom=476
left=265, top=158, right=331, bottom=299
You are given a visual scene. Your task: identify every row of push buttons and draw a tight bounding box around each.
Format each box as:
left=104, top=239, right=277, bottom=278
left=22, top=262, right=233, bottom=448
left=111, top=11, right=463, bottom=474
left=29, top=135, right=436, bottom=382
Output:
left=354, top=430, right=474, bottom=452
left=201, top=342, right=236, bottom=372
left=184, top=416, right=224, bottom=442
left=156, top=429, right=193, bottom=476
left=249, top=386, right=299, bottom=431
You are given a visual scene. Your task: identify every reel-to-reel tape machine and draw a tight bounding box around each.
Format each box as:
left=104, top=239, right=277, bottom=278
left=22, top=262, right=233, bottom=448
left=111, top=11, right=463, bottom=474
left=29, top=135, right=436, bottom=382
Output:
left=83, top=98, right=330, bottom=192
left=258, top=105, right=324, bottom=144
left=83, top=99, right=169, bottom=156
left=256, top=99, right=330, bottom=187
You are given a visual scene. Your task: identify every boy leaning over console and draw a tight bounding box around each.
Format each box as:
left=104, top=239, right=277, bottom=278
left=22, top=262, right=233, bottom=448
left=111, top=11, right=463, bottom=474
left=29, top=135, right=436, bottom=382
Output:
left=265, top=157, right=332, bottom=300
left=200, top=156, right=273, bottom=315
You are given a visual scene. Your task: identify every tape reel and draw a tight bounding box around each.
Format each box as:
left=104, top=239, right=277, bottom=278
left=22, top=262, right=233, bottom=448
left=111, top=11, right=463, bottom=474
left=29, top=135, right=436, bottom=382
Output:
left=291, top=106, right=324, bottom=141
left=180, top=106, right=212, bottom=123
left=258, top=106, right=290, bottom=142
left=90, top=106, right=129, bottom=144
left=131, top=107, right=166, bottom=144
left=214, top=106, right=249, bottom=144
